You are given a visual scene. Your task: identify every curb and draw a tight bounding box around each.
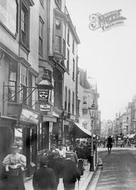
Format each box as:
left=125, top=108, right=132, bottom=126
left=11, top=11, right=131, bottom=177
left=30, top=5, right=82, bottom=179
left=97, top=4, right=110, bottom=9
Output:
left=81, top=165, right=99, bottom=190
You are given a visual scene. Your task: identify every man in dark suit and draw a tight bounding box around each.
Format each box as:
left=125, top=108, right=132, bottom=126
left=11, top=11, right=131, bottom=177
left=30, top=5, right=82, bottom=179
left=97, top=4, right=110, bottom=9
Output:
left=33, top=156, right=57, bottom=190
left=63, top=158, right=81, bottom=190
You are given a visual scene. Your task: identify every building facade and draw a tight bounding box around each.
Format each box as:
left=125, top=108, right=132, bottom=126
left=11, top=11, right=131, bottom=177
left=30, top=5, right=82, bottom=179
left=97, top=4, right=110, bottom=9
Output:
left=77, top=68, right=100, bottom=135
left=0, top=0, right=40, bottom=176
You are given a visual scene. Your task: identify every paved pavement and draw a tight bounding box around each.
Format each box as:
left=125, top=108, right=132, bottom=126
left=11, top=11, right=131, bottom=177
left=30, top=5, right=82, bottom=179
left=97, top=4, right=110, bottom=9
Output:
left=88, top=148, right=136, bottom=190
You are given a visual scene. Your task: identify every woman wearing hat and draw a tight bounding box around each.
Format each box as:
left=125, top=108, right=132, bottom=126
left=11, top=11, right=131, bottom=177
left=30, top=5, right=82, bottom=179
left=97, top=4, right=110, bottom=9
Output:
left=2, top=142, right=26, bottom=190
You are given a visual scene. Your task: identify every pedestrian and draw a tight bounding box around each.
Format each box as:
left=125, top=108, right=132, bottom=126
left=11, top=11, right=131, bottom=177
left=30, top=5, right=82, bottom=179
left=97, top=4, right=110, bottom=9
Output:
left=33, top=156, right=57, bottom=190
left=48, top=151, right=65, bottom=187
left=65, top=145, right=78, bottom=165
left=62, top=158, right=81, bottom=190
left=2, top=142, right=26, bottom=190
left=107, top=136, right=113, bottom=154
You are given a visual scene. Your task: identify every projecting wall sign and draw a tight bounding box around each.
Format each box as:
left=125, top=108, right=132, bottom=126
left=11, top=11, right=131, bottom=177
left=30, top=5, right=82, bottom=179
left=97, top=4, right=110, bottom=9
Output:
left=89, top=9, right=126, bottom=31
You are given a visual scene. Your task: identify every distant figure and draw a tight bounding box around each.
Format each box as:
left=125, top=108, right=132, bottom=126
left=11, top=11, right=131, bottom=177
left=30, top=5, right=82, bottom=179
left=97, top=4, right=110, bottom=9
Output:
left=65, top=145, right=78, bottom=165
left=2, top=143, right=26, bottom=190
left=33, top=156, right=57, bottom=190
left=63, top=158, right=80, bottom=190
left=107, top=136, right=113, bottom=154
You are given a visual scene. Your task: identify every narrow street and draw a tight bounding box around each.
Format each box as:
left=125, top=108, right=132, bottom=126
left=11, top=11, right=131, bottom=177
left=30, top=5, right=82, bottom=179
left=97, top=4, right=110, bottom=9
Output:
left=88, top=148, right=136, bottom=190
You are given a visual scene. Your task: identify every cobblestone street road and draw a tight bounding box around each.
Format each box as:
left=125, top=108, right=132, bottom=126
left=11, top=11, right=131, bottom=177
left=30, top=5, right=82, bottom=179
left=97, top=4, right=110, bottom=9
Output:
left=88, top=148, right=136, bottom=190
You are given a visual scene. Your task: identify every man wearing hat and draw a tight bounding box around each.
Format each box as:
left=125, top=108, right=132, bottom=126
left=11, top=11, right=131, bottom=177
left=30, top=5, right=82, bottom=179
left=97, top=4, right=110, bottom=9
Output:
left=2, top=142, right=26, bottom=190
left=33, top=156, right=57, bottom=190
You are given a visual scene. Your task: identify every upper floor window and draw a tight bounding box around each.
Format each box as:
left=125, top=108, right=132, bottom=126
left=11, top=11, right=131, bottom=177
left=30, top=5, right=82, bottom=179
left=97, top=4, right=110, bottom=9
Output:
left=55, top=0, right=61, bottom=10
left=72, top=40, right=75, bottom=54
left=68, top=89, right=71, bottom=113
left=20, top=64, right=27, bottom=105
left=63, top=39, right=66, bottom=57
left=82, top=109, right=88, bottom=115
left=67, top=28, right=70, bottom=45
left=8, top=61, right=17, bottom=102
left=20, top=1, right=29, bottom=49
left=72, top=59, right=75, bottom=81
left=0, top=0, right=18, bottom=36
left=64, top=86, right=67, bottom=111
left=40, top=0, right=44, bottom=7
left=55, top=19, right=62, bottom=53
left=72, top=92, right=74, bottom=114
left=56, top=19, right=61, bottom=31
left=83, top=96, right=87, bottom=104
left=67, top=48, right=70, bottom=71
left=55, top=35, right=61, bottom=53
left=39, top=17, right=44, bottom=56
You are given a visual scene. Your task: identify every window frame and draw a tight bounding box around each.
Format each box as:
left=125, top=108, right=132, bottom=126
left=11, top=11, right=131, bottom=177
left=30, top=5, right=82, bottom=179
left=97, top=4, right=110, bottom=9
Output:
left=64, top=86, right=67, bottom=111
left=20, top=64, right=28, bottom=105
left=72, top=59, right=75, bottom=81
left=40, top=0, right=44, bottom=7
left=39, top=17, right=44, bottom=57
left=72, top=39, right=75, bottom=54
left=67, top=48, right=70, bottom=72
left=54, top=18, right=62, bottom=54
left=20, top=0, right=30, bottom=50
left=8, top=61, right=17, bottom=102
left=72, top=91, right=74, bottom=115
left=68, top=89, right=71, bottom=113
left=55, top=0, right=62, bottom=10
left=67, top=28, right=70, bottom=45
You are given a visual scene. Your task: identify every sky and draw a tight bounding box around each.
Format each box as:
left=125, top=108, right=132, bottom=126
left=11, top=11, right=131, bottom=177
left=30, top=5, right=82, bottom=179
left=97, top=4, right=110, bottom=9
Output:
left=66, top=0, right=136, bottom=120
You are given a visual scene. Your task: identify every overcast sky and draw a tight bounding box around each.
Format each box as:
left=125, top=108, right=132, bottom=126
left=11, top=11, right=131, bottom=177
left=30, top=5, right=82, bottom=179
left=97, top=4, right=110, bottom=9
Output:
left=66, top=0, right=136, bottom=120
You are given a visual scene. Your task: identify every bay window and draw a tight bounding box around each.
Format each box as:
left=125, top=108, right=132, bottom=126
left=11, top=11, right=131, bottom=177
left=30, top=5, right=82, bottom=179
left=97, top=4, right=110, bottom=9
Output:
left=8, top=61, right=17, bottom=102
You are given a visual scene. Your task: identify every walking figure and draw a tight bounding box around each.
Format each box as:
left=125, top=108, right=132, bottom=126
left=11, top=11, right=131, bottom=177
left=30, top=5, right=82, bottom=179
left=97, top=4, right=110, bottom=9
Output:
left=107, top=136, right=113, bottom=154
left=33, top=156, right=57, bottom=190
left=2, top=142, right=26, bottom=190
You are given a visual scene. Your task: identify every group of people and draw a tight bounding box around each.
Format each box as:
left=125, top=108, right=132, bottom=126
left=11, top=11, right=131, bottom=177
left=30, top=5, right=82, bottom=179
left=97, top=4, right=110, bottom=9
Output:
left=0, top=143, right=83, bottom=190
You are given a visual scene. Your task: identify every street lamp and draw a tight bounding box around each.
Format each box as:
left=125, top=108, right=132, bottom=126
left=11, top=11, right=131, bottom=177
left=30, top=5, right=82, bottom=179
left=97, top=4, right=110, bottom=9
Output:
left=88, top=102, right=96, bottom=171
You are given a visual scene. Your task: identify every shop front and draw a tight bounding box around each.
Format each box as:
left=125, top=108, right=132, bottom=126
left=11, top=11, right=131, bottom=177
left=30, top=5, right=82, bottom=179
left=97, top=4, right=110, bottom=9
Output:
left=16, top=107, right=39, bottom=177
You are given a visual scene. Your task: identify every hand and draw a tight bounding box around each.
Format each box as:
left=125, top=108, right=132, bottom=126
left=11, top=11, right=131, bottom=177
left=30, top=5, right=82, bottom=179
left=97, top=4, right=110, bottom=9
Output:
left=5, top=165, right=9, bottom=172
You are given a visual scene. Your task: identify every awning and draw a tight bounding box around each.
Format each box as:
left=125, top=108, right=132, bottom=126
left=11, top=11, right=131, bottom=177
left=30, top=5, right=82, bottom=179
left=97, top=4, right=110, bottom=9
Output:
left=0, top=116, right=16, bottom=127
left=71, top=122, right=92, bottom=138
left=127, top=134, right=136, bottom=138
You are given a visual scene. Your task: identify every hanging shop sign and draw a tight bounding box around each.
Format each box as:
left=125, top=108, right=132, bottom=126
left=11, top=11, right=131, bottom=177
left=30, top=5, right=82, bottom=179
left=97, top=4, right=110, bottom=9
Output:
left=40, top=104, right=51, bottom=112
left=38, top=89, right=49, bottom=102
left=20, top=108, right=39, bottom=124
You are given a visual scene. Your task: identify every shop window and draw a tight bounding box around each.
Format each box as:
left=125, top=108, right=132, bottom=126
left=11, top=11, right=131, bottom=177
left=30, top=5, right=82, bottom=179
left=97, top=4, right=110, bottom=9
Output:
left=39, top=17, right=44, bottom=56
left=8, top=61, right=17, bottom=102
left=20, top=1, right=29, bottom=49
